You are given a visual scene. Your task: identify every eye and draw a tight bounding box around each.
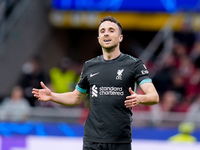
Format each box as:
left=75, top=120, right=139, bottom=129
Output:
left=100, top=30, right=105, bottom=33
left=110, top=29, right=114, bottom=33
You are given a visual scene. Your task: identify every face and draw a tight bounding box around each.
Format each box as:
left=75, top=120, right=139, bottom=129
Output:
left=11, top=87, right=23, bottom=100
left=98, top=21, right=123, bottom=51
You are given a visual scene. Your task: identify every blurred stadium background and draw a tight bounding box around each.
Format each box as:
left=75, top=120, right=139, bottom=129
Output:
left=0, top=0, right=200, bottom=149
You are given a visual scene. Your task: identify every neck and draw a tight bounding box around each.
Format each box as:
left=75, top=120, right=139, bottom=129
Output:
left=102, top=46, right=121, bottom=60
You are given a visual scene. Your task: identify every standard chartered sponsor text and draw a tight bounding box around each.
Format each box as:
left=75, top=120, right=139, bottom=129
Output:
left=99, top=86, right=124, bottom=96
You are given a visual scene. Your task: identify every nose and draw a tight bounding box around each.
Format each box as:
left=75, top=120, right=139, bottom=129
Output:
left=104, top=31, right=109, bottom=36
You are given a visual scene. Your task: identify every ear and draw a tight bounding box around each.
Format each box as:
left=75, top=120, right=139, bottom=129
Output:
left=119, top=35, right=123, bottom=42
left=97, top=36, right=100, bottom=43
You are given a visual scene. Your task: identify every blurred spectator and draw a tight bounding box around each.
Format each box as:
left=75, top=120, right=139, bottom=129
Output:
left=170, top=57, right=199, bottom=112
left=160, top=90, right=177, bottom=112
left=173, top=42, right=188, bottom=60
left=185, top=94, right=200, bottom=127
left=177, top=56, right=197, bottom=84
left=0, top=86, right=31, bottom=121
left=19, top=55, right=48, bottom=107
left=152, top=54, right=175, bottom=96
left=172, top=98, right=190, bottom=113
left=49, top=57, right=77, bottom=93
left=185, top=69, right=200, bottom=99
left=168, top=122, right=197, bottom=143
left=173, top=21, right=196, bottom=52
left=150, top=90, right=190, bottom=126
left=190, top=40, right=200, bottom=68
left=152, top=31, right=199, bottom=113
left=149, top=91, right=177, bottom=126
left=170, top=72, right=186, bottom=101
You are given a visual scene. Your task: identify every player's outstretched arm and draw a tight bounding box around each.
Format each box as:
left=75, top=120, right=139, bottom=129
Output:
left=125, top=82, right=159, bottom=108
left=32, top=81, right=88, bottom=106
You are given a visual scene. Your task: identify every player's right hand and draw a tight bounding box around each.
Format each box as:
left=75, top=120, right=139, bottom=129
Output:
left=32, top=81, right=52, bottom=101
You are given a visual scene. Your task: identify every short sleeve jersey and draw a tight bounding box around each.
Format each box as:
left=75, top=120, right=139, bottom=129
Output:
left=76, top=53, right=152, bottom=143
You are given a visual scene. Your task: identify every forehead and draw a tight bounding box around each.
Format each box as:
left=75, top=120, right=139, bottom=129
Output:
left=99, top=21, right=118, bottom=31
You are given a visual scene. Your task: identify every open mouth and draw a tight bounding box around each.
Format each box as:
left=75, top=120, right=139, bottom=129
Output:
left=104, top=39, right=111, bottom=42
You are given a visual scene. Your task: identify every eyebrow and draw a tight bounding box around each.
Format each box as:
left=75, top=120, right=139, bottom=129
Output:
left=99, top=27, right=115, bottom=32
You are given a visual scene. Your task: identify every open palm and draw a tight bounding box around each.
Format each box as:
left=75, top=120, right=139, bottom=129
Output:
left=32, top=82, right=52, bottom=101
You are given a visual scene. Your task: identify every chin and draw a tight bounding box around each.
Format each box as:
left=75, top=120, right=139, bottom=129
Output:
left=103, top=44, right=117, bottom=50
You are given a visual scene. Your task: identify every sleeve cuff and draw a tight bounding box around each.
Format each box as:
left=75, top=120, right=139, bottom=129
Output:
left=76, top=85, right=87, bottom=93
left=139, top=78, right=152, bottom=85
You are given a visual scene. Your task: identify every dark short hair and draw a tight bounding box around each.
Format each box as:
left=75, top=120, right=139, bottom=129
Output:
left=99, top=16, right=122, bottom=35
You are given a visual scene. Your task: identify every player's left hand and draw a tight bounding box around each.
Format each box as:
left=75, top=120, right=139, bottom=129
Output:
left=125, top=87, right=142, bottom=108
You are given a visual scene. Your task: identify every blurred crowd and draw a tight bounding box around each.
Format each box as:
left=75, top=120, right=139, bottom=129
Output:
left=17, top=55, right=82, bottom=107
left=0, top=55, right=85, bottom=122
left=133, top=22, right=200, bottom=127
left=151, top=22, right=200, bottom=113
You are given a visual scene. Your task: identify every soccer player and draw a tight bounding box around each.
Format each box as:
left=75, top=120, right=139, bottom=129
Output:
left=32, top=16, right=159, bottom=150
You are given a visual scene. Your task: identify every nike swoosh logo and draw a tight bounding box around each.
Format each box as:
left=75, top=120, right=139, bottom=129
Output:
left=90, top=72, right=99, bottom=77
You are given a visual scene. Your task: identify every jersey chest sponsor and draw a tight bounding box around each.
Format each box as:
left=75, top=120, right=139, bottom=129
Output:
left=91, top=85, right=124, bottom=97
